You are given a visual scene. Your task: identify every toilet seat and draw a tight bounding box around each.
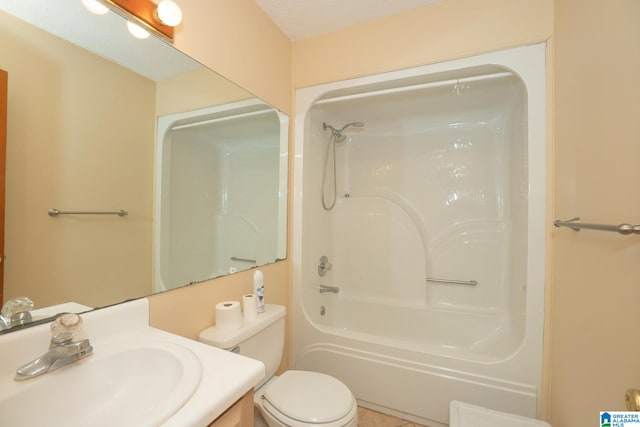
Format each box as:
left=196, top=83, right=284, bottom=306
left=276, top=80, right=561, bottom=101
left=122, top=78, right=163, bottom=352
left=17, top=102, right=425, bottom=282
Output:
left=261, top=371, right=356, bottom=427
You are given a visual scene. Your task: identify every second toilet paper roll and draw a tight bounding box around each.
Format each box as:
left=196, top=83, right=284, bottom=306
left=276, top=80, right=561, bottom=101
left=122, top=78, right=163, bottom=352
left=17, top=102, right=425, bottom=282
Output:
left=242, top=293, right=258, bottom=322
left=215, top=301, right=242, bottom=332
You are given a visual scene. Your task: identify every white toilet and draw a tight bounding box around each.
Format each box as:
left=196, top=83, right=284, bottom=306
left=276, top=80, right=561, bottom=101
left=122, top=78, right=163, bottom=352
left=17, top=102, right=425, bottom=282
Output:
left=199, top=304, right=358, bottom=427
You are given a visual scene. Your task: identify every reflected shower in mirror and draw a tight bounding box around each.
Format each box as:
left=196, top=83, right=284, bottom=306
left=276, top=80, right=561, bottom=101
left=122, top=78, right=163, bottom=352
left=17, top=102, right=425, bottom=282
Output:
left=0, top=0, right=288, bottom=332
left=156, top=100, right=288, bottom=292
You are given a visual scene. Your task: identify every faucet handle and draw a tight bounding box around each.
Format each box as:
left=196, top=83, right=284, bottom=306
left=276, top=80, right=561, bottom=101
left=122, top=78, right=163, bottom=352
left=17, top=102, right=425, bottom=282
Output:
left=1, top=297, right=34, bottom=319
left=50, top=313, right=87, bottom=345
left=318, top=256, right=333, bottom=276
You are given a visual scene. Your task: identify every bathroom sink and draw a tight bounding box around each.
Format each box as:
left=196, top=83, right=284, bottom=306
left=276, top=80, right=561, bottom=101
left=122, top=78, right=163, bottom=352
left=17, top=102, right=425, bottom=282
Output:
left=0, top=299, right=265, bottom=427
left=0, top=341, right=202, bottom=427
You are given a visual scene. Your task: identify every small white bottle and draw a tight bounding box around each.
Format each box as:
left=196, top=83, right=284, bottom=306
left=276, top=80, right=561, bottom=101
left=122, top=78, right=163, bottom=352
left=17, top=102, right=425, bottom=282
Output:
left=254, top=270, right=265, bottom=313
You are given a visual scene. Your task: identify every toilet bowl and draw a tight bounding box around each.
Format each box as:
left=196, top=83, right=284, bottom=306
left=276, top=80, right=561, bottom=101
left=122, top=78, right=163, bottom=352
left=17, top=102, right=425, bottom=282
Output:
left=255, top=371, right=357, bottom=427
left=199, top=304, right=357, bottom=427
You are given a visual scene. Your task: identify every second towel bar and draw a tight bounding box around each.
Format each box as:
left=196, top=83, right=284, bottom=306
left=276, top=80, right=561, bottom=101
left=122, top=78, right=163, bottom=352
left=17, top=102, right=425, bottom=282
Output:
left=553, top=217, right=640, bottom=235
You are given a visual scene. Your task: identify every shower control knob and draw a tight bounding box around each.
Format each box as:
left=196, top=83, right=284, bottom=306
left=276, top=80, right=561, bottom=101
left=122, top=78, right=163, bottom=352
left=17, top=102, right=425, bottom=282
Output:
left=318, top=256, right=332, bottom=277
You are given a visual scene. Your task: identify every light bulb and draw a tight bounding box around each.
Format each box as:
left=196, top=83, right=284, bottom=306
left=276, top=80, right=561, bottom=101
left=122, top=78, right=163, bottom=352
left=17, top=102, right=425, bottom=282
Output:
left=126, top=21, right=150, bottom=39
left=81, top=0, right=109, bottom=15
left=156, top=0, right=182, bottom=27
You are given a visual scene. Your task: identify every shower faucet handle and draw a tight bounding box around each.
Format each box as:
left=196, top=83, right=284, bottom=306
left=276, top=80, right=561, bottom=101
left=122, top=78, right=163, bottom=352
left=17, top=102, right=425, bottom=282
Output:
left=318, top=256, right=332, bottom=277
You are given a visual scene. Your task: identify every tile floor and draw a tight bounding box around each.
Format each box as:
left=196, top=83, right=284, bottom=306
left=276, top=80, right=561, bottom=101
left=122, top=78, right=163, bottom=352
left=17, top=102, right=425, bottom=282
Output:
left=357, top=407, right=429, bottom=427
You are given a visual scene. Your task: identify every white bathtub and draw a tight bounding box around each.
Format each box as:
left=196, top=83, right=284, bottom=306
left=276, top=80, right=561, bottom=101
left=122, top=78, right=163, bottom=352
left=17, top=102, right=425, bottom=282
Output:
left=292, top=44, right=547, bottom=426
left=315, top=298, right=522, bottom=360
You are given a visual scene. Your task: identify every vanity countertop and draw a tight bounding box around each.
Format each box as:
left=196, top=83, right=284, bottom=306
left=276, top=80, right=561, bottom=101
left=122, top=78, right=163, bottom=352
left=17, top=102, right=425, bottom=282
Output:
left=0, top=298, right=265, bottom=427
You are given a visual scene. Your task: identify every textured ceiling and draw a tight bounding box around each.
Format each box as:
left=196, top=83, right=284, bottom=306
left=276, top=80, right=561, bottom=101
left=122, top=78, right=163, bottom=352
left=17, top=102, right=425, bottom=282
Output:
left=253, top=0, right=443, bottom=41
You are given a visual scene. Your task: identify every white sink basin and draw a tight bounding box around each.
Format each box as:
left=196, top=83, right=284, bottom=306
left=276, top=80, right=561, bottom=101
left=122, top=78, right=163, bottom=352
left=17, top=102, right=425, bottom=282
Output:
left=0, top=342, right=202, bottom=427
left=0, top=299, right=265, bottom=427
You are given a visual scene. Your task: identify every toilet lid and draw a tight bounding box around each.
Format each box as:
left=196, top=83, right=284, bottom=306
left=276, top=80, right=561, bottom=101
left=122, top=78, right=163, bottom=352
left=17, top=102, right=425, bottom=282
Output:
left=264, top=370, right=354, bottom=424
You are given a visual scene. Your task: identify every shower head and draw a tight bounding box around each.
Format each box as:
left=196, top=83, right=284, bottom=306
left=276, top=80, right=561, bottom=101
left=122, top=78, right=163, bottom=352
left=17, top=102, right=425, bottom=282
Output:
left=323, top=121, right=365, bottom=141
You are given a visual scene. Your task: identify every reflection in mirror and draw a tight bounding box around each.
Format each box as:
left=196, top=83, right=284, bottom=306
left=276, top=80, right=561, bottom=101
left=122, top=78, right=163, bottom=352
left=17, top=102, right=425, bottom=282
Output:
left=0, top=1, right=288, bottom=332
left=156, top=99, right=288, bottom=292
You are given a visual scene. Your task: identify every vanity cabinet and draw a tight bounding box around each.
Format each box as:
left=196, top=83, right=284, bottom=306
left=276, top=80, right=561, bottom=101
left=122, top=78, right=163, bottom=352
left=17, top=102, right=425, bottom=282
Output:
left=208, top=390, right=254, bottom=427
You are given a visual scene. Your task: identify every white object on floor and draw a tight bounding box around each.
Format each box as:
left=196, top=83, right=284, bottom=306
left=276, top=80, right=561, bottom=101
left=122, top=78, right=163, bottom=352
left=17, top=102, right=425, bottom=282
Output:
left=450, top=401, right=552, bottom=427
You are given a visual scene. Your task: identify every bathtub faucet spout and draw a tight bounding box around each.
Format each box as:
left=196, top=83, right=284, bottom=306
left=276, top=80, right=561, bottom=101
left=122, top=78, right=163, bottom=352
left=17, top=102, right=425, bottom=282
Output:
left=318, top=284, right=340, bottom=294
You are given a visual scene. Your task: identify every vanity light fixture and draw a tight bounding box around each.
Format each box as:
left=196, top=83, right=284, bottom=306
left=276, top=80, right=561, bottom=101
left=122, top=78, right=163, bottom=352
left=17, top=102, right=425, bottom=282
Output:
left=93, top=0, right=183, bottom=42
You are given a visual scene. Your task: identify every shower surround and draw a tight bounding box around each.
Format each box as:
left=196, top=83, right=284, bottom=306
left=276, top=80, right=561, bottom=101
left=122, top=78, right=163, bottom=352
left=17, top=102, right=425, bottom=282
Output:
left=292, top=44, right=546, bottom=426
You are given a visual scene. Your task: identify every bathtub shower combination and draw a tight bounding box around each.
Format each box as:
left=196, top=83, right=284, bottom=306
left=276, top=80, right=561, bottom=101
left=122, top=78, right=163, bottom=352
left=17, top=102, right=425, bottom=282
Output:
left=293, top=44, right=546, bottom=426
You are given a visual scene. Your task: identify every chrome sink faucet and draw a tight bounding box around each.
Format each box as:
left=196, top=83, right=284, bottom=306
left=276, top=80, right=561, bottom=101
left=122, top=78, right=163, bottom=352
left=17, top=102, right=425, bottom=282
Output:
left=15, top=313, right=93, bottom=381
left=0, top=297, right=34, bottom=330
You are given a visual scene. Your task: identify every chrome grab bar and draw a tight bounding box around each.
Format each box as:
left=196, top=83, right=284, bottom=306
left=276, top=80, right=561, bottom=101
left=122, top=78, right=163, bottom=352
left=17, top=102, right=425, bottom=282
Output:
left=230, top=256, right=257, bottom=263
left=48, top=208, right=127, bottom=217
left=553, top=217, right=640, bottom=235
left=426, top=277, right=478, bottom=286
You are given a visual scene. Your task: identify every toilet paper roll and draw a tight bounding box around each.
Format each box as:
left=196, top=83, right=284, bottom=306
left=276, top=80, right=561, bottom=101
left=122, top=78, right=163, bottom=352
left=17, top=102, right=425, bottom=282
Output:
left=215, top=301, right=242, bottom=332
left=242, top=294, right=258, bottom=322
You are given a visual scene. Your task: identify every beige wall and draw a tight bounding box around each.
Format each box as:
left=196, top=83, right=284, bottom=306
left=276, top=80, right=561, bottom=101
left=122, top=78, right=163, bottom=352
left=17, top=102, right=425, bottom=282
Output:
left=173, top=0, right=291, bottom=114
left=551, top=0, right=640, bottom=425
left=156, top=68, right=251, bottom=117
left=292, top=0, right=553, bottom=88
left=1, top=11, right=153, bottom=308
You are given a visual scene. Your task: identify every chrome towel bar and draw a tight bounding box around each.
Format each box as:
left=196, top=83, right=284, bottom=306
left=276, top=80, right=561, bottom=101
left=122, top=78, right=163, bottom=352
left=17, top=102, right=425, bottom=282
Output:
left=426, top=277, right=478, bottom=286
left=553, top=217, right=640, bottom=235
left=48, top=209, right=128, bottom=217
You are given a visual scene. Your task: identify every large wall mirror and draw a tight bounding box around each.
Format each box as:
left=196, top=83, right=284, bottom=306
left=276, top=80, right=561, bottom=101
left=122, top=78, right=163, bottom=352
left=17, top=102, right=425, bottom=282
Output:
left=0, top=0, right=288, bottom=332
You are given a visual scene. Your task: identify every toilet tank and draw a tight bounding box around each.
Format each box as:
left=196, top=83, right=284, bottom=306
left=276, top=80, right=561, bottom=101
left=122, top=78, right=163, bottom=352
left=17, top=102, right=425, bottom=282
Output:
left=199, top=304, right=286, bottom=388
